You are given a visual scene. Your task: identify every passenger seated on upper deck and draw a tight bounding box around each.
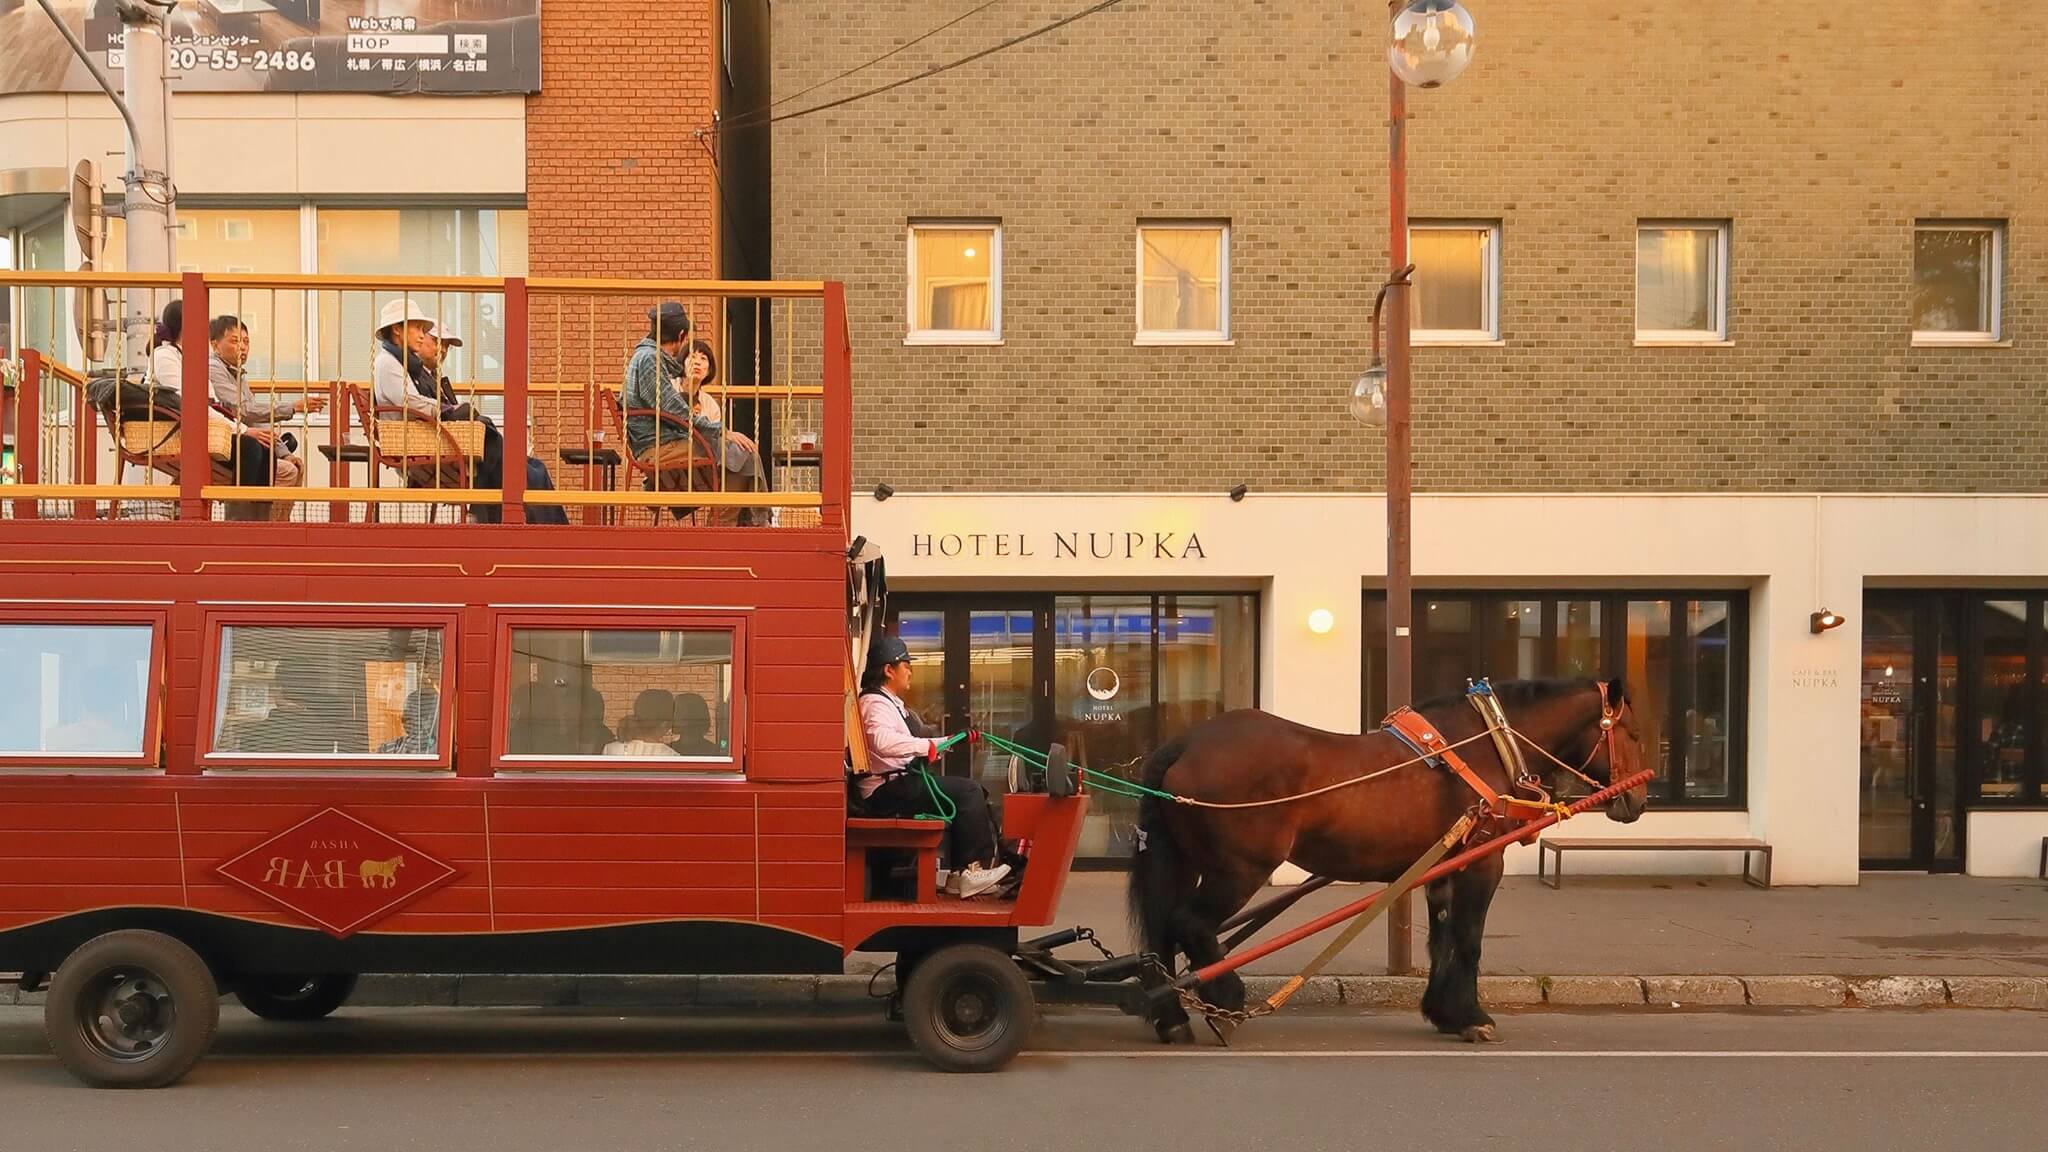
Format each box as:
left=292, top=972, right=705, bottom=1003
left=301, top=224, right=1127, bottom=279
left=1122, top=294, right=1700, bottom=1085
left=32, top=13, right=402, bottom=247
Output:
left=370, top=300, right=570, bottom=525
left=621, top=303, right=765, bottom=527
left=855, top=635, right=1011, bottom=900
left=141, top=300, right=302, bottom=522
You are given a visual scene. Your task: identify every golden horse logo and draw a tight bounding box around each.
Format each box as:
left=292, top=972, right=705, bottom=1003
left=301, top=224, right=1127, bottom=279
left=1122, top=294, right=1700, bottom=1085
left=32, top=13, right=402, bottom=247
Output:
left=359, top=856, right=405, bottom=889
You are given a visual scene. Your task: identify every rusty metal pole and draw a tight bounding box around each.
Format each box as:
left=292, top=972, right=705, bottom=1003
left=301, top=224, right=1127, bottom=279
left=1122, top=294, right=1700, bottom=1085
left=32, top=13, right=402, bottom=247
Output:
left=1383, top=0, right=1416, bottom=977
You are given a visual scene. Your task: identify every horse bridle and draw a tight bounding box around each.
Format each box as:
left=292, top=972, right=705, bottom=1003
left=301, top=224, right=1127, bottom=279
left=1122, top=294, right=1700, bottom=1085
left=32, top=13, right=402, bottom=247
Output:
left=1512, top=680, right=1625, bottom=798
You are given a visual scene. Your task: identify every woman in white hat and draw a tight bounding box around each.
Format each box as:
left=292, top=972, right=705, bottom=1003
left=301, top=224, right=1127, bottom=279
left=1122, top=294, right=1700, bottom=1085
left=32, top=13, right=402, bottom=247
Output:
left=371, top=297, right=569, bottom=524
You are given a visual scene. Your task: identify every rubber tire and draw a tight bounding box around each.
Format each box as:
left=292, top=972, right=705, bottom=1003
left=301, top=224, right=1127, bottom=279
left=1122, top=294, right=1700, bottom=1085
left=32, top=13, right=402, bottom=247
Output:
left=235, top=974, right=358, bottom=1022
left=902, top=943, right=1034, bottom=1073
left=46, top=930, right=220, bottom=1089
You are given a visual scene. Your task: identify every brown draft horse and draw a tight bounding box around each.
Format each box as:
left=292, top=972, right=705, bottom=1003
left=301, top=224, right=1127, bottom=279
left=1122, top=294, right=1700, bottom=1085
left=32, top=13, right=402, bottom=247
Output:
left=1128, top=677, right=1649, bottom=1044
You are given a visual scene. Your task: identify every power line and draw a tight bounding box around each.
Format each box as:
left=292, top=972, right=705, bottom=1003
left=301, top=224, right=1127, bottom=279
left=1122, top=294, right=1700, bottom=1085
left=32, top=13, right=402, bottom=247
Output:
left=715, top=0, right=1126, bottom=135
left=766, top=0, right=1010, bottom=113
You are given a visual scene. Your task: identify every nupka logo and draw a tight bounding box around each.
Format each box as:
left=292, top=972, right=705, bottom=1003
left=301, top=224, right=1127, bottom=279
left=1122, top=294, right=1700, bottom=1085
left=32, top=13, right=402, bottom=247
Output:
left=217, top=808, right=459, bottom=938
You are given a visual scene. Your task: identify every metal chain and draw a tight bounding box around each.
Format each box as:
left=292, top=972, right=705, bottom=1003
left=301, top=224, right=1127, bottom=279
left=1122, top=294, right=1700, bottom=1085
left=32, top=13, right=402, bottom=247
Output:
left=1140, top=954, right=1276, bottom=1027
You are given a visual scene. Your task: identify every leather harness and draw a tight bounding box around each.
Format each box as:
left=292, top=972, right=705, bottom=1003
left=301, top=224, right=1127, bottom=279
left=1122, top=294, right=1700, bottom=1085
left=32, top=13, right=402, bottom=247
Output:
left=1380, top=679, right=1622, bottom=841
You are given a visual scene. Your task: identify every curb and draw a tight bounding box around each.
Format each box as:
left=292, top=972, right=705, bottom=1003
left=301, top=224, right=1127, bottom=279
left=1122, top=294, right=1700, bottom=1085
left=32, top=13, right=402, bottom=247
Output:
left=7, top=973, right=2047, bottom=1011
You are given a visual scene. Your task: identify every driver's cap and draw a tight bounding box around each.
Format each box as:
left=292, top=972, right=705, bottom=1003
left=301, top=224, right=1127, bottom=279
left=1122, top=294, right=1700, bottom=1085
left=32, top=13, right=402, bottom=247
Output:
left=869, top=633, right=911, bottom=668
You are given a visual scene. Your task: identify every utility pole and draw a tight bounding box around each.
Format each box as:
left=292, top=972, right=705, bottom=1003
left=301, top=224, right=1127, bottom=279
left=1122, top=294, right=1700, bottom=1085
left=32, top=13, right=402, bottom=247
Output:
left=1381, top=9, right=1415, bottom=977
left=35, top=0, right=179, bottom=376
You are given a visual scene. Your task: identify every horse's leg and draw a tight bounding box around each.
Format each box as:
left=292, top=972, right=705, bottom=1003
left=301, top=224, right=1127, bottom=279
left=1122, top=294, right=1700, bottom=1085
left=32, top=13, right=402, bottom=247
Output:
left=1419, top=876, right=1458, bottom=1033
left=1170, top=862, right=1267, bottom=1043
left=1443, top=858, right=1505, bottom=1043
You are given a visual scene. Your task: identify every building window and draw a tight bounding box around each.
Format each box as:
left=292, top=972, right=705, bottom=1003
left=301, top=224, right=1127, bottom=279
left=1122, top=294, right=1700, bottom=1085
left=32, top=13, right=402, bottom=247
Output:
left=317, top=206, right=529, bottom=383
left=1136, top=221, right=1229, bottom=343
left=208, top=625, right=447, bottom=762
left=1410, top=221, right=1499, bottom=342
left=1636, top=221, right=1729, bottom=342
left=0, top=623, right=156, bottom=760
left=1913, top=222, right=2003, bottom=343
left=503, top=625, right=739, bottom=765
left=907, top=222, right=1000, bottom=344
left=1364, top=590, right=1748, bottom=808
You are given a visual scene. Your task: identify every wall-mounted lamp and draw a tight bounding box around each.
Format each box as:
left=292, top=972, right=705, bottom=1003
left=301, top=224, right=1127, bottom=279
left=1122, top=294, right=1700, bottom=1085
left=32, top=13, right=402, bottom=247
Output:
left=872, top=483, right=894, bottom=502
left=1307, top=608, right=1335, bottom=635
left=1810, top=608, right=1846, bottom=634
left=1228, top=483, right=1249, bottom=502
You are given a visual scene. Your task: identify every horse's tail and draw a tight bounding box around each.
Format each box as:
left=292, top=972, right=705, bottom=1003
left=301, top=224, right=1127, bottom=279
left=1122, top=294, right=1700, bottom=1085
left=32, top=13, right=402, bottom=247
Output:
left=1127, top=733, right=1192, bottom=967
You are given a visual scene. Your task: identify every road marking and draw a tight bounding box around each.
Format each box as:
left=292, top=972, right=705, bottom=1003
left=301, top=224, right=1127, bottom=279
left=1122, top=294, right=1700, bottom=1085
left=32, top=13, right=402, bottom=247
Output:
left=1023, top=1049, right=2048, bottom=1060
left=1, top=1048, right=2045, bottom=1063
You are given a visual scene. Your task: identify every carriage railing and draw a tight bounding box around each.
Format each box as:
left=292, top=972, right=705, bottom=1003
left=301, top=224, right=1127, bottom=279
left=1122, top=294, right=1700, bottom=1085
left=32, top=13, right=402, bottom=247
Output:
left=0, top=271, right=850, bottom=530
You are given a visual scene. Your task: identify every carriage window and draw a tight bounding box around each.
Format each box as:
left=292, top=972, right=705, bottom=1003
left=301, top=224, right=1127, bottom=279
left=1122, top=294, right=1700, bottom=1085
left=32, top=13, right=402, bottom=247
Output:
left=210, top=626, right=446, bottom=760
left=504, top=627, right=736, bottom=763
left=0, top=625, right=154, bottom=759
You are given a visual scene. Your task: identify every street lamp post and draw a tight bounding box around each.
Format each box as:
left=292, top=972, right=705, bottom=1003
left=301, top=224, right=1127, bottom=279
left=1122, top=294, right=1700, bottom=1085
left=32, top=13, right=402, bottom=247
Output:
left=1355, top=0, right=1475, bottom=976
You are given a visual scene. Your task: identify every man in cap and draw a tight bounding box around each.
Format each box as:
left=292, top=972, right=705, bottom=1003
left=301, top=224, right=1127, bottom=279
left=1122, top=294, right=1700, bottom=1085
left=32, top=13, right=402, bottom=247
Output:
left=621, top=302, right=762, bottom=526
left=855, top=633, right=1010, bottom=899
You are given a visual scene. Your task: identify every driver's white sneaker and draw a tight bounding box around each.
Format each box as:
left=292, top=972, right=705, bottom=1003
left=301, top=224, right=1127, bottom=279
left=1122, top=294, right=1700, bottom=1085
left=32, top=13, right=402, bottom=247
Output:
left=954, top=863, right=1012, bottom=899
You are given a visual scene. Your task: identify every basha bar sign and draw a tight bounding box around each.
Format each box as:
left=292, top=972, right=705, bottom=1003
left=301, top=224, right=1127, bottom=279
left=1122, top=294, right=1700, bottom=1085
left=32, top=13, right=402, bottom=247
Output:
left=910, top=531, right=1206, bottom=561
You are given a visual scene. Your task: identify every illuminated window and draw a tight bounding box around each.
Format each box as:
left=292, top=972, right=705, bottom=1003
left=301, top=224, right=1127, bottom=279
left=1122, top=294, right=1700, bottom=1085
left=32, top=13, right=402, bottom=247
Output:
left=907, top=222, right=1000, bottom=343
left=1136, top=222, right=1229, bottom=343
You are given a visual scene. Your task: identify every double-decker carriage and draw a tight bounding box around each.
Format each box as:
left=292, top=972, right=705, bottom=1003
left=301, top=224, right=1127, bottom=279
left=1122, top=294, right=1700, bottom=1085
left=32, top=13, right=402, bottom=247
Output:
left=0, top=272, right=1085, bottom=1087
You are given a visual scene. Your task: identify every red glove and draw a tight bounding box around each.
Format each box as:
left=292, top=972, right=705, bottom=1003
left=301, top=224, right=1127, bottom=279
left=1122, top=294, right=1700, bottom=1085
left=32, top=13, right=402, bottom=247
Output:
left=965, top=728, right=983, bottom=746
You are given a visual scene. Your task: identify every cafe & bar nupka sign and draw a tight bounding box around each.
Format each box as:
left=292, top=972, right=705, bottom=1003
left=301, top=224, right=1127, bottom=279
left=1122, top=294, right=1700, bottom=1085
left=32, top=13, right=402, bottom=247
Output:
left=4, top=1, right=541, bottom=95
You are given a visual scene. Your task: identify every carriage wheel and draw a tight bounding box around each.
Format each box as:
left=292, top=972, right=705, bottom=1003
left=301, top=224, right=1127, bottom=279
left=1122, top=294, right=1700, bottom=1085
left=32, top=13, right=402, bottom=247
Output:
left=235, top=974, right=358, bottom=1022
left=46, top=930, right=219, bottom=1089
left=903, top=943, right=1034, bottom=1073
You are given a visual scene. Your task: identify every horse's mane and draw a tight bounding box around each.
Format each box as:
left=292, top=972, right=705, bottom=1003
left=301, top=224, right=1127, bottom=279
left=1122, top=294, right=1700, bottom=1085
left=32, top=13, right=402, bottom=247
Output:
left=1412, top=677, right=1593, bottom=714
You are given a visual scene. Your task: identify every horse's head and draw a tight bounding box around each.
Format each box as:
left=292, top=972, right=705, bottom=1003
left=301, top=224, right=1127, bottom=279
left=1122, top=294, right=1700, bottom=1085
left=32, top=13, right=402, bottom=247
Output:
left=1571, top=678, right=1648, bottom=824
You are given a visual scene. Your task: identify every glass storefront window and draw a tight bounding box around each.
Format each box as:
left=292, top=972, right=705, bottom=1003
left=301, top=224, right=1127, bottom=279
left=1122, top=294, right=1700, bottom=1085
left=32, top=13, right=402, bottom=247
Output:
left=110, top=209, right=308, bottom=381
left=1972, top=600, right=2028, bottom=800
left=1364, top=590, right=1747, bottom=808
left=316, top=207, right=527, bottom=384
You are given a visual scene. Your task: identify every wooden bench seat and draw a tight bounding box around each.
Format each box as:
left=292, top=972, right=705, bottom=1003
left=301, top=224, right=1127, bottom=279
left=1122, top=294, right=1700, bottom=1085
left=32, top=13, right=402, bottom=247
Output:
left=846, top=818, right=945, bottom=904
left=1539, top=837, right=1771, bottom=889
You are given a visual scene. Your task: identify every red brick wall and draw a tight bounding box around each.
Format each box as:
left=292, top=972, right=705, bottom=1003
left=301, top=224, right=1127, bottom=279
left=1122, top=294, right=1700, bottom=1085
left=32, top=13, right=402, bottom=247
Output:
left=526, top=0, right=720, bottom=279
left=524, top=1, right=723, bottom=493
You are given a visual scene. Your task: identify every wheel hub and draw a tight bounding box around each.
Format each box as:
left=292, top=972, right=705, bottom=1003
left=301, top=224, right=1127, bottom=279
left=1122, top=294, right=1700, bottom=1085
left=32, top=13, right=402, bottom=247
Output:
left=82, top=971, right=175, bottom=1061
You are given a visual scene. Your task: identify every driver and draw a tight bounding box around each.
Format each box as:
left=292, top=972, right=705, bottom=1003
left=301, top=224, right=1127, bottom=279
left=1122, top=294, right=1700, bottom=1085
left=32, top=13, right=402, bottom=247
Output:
left=854, top=634, right=1010, bottom=899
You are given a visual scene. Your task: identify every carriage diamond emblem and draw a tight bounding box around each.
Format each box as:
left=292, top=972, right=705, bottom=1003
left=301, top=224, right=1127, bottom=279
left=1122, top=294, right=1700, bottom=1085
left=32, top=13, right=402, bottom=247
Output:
left=215, top=808, right=461, bottom=939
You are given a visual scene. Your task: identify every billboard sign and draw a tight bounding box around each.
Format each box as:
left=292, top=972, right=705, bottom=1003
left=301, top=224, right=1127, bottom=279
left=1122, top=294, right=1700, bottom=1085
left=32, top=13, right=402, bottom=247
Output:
left=3, top=2, right=541, bottom=96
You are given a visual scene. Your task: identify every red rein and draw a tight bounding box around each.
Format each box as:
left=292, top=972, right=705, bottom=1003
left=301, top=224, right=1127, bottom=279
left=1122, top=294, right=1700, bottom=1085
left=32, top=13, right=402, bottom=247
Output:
left=1185, top=768, right=1657, bottom=987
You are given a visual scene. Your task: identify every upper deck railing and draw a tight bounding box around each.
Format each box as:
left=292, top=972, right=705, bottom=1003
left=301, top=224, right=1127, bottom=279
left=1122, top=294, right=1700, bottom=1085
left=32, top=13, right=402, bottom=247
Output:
left=0, top=271, right=851, bottom=532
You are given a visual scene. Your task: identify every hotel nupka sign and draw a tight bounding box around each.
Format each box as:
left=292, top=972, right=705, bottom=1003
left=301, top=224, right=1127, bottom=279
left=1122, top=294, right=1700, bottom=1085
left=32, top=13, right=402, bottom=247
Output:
left=910, top=530, right=1208, bottom=562
left=4, top=2, right=541, bottom=96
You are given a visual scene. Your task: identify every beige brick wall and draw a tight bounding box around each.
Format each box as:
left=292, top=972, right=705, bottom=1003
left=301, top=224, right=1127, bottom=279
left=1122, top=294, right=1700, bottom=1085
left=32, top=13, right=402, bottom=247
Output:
left=772, top=0, right=2046, bottom=492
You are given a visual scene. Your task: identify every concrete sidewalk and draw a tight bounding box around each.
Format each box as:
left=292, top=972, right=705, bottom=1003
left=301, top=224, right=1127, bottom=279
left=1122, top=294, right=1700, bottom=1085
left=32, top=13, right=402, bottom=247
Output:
left=1043, top=871, right=2048, bottom=977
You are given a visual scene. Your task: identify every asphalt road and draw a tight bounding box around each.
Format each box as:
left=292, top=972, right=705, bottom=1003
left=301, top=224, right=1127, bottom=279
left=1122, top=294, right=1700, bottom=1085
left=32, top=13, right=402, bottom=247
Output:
left=1, top=1005, right=2042, bottom=1152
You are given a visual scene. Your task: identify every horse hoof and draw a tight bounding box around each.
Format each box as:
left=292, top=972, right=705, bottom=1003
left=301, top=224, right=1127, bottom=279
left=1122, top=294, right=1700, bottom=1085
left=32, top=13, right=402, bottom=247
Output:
left=1205, top=1017, right=1236, bottom=1047
left=1460, top=1024, right=1501, bottom=1044
left=1158, top=1022, right=1195, bottom=1045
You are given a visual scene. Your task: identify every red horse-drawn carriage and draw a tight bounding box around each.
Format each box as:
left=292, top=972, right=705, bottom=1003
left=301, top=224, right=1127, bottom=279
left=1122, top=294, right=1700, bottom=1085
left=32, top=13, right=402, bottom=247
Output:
left=0, top=270, right=1650, bottom=1088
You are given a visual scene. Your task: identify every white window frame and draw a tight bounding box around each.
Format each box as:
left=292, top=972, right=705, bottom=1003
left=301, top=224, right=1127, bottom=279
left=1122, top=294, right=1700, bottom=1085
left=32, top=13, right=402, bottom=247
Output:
left=1635, top=220, right=1731, bottom=345
left=1912, top=221, right=2005, bottom=346
left=1134, top=220, right=1231, bottom=346
left=1409, top=220, right=1501, bottom=345
left=906, top=221, right=1002, bottom=346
